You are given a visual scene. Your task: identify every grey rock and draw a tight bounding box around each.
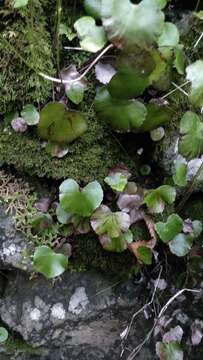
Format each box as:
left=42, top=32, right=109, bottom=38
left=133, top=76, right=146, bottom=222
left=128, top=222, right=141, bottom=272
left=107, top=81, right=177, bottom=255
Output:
left=0, top=206, right=34, bottom=272
left=0, top=270, right=153, bottom=359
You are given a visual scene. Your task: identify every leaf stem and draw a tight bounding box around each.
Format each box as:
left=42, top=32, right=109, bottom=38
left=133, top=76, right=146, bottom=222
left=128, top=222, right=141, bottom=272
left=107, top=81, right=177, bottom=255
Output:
left=39, top=44, right=114, bottom=84
left=56, top=0, right=62, bottom=76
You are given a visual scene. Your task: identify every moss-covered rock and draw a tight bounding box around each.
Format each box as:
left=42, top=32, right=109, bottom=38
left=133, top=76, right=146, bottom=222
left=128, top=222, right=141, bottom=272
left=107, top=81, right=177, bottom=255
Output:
left=0, top=0, right=54, bottom=114
left=0, top=108, right=137, bottom=182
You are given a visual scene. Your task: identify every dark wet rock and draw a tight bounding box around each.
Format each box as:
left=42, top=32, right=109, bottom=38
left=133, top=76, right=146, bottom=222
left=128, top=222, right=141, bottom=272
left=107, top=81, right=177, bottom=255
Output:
left=0, top=206, right=34, bottom=272
left=0, top=271, right=149, bottom=351
left=0, top=269, right=202, bottom=359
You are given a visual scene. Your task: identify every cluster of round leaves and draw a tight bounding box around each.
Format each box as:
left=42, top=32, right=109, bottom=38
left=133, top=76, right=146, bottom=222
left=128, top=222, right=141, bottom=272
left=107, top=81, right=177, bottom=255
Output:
left=33, top=167, right=180, bottom=278
left=155, top=214, right=202, bottom=257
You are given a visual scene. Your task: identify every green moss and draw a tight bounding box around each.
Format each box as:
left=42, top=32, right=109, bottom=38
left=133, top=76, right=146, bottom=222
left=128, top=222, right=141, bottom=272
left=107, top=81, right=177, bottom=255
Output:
left=70, top=221, right=148, bottom=276
left=0, top=0, right=54, bottom=114
left=1, top=337, right=37, bottom=355
left=0, top=107, right=137, bottom=182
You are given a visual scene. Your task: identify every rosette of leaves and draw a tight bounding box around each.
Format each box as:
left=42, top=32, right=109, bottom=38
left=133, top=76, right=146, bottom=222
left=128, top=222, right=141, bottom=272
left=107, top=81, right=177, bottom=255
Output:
left=178, top=111, right=203, bottom=159
left=38, top=103, right=87, bottom=144
left=59, top=179, right=103, bottom=217
left=91, top=205, right=132, bottom=252
left=155, top=214, right=202, bottom=257
left=101, top=0, right=165, bottom=49
left=144, top=185, right=176, bottom=213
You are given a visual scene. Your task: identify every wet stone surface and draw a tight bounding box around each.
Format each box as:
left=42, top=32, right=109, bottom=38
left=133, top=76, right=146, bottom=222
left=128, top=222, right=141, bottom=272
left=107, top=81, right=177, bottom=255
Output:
left=0, top=206, right=34, bottom=272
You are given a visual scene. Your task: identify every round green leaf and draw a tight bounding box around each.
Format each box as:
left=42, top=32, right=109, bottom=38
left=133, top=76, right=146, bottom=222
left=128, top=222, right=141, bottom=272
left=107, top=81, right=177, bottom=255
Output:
left=60, top=179, right=103, bottom=217
left=56, top=204, right=72, bottom=224
left=21, top=104, right=40, bottom=126
left=33, top=246, right=68, bottom=279
left=91, top=205, right=130, bottom=238
left=137, top=246, right=153, bottom=265
left=174, top=45, right=185, bottom=75
left=31, top=213, right=53, bottom=234
left=102, top=0, right=164, bottom=49
left=192, top=220, right=202, bottom=238
left=0, top=327, right=8, bottom=343
left=169, top=234, right=193, bottom=257
left=38, top=103, right=87, bottom=144
left=140, top=103, right=172, bottom=132
left=100, top=230, right=133, bottom=252
left=155, top=214, right=183, bottom=243
left=95, top=88, right=147, bottom=131
left=12, top=0, right=28, bottom=8
left=84, top=0, right=102, bottom=19
left=178, top=111, right=203, bottom=159
left=158, top=22, right=180, bottom=48
left=186, top=60, right=203, bottom=108
left=144, top=185, right=176, bottom=213
left=173, top=161, right=187, bottom=187
left=104, top=172, right=128, bottom=192
left=74, top=16, right=107, bottom=52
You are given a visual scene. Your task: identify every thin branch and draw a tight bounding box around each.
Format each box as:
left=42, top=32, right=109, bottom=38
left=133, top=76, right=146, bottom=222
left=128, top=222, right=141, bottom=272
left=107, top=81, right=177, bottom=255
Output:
left=120, top=267, right=162, bottom=358
left=171, top=82, right=188, bottom=97
left=39, top=44, right=114, bottom=84
left=126, top=288, right=200, bottom=360
left=161, top=81, right=190, bottom=100
left=64, top=46, right=87, bottom=51
left=194, top=32, right=203, bottom=49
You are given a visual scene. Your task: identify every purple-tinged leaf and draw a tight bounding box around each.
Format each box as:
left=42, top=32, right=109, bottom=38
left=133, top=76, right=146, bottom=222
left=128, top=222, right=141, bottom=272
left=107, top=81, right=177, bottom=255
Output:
left=11, top=117, right=28, bottom=133
left=163, top=326, right=183, bottom=343
left=191, top=322, right=203, bottom=346
left=95, top=62, right=116, bottom=85
left=35, top=198, right=52, bottom=213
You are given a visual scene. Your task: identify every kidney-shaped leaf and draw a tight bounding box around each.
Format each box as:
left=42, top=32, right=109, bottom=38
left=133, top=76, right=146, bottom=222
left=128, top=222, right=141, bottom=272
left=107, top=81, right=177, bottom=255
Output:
left=155, top=214, right=183, bottom=243
left=173, top=159, right=187, bottom=187
left=0, top=327, right=8, bottom=343
left=21, top=104, right=40, bottom=126
left=74, top=16, right=107, bottom=52
left=104, top=172, right=128, bottom=192
left=100, top=229, right=133, bottom=252
left=38, top=103, right=87, bottom=144
left=144, top=185, right=176, bottom=213
left=101, top=0, right=164, bottom=49
left=91, top=205, right=130, bottom=238
left=12, top=0, right=28, bottom=8
left=169, top=233, right=193, bottom=257
left=95, top=88, right=147, bottom=131
left=33, top=246, right=68, bottom=279
left=59, top=179, right=103, bottom=217
left=186, top=60, right=203, bottom=108
left=158, top=22, right=180, bottom=48
left=178, top=111, right=203, bottom=159
left=61, top=65, right=87, bottom=105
